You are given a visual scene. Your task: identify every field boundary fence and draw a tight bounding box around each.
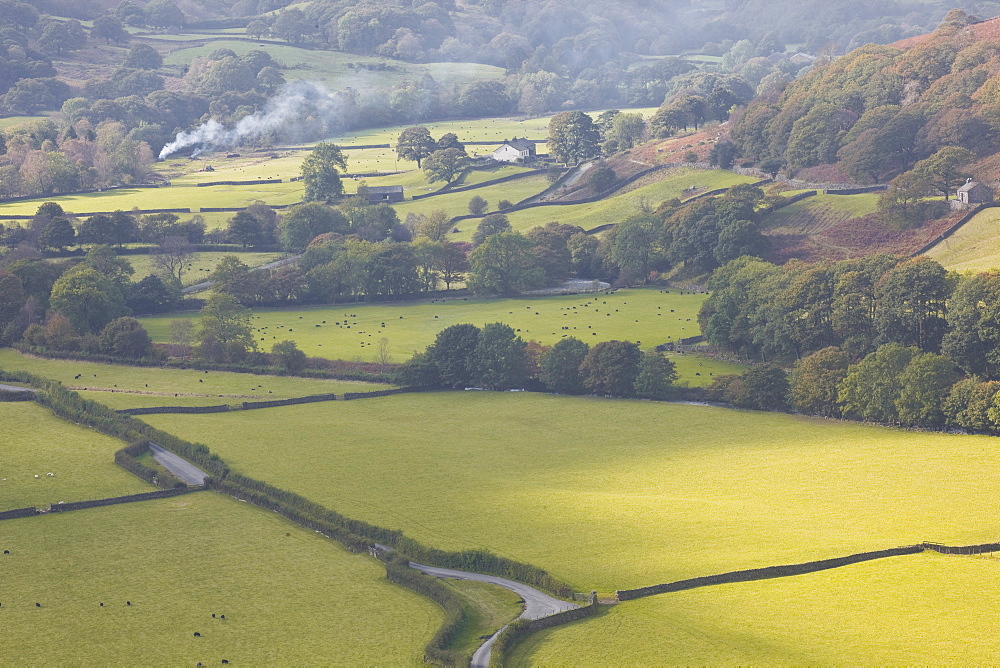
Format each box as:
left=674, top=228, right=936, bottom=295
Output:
left=116, top=390, right=416, bottom=415
left=824, top=185, right=887, bottom=195
left=921, top=541, right=1000, bottom=555
left=615, top=545, right=923, bottom=601
left=0, top=487, right=199, bottom=522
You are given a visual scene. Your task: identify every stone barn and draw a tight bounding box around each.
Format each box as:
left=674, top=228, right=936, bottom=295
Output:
left=957, top=179, right=994, bottom=205
left=492, top=138, right=537, bottom=163
left=364, top=185, right=404, bottom=204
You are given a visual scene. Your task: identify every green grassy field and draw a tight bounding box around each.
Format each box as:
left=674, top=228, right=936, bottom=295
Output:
left=925, top=206, right=1000, bottom=273
left=140, top=287, right=710, bottom=358
left=511, top=552, right=1000, bottom=664
left=394, top=174, right=552, bottom=224
left=498, top=169, right=758, bottom=236
left=0, top=349, right=392, bottom=400
left=143, top=392, right=1000, bottom=591
left=0, top=115, right=50, bottom=130
left=127, top=251, right=284, bottom=286
left=0, top=401, right=150, bottom=510
left=162, top=40, right=506, bottom=93
left=0, top=492, right=441, bottom=665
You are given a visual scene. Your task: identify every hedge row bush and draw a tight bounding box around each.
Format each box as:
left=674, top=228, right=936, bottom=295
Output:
left=385, top=555, right=468, bottom=666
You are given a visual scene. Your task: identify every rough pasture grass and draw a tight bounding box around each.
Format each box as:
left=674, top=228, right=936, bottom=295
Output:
left=145, top=392, right=1000, bottom=591
left=925, top=206, right=1000, bottom=273
left=127, top=251, right=284, bottom=286
left=512, top=553, right=1000, bottom=665
left=0, top=401, right=150, bottom=510
left=0, top=349, right=392, bottom=399
left=140, top=286, right=709, bottom=360
left=0, top=493, right=440, bottom=665
left=495, top=169, right=758, bottom=237
left=763, top=192, right=880, bottom=234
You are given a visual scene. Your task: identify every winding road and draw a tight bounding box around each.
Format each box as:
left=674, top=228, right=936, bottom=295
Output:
left=149, top=443, right=209, bottom=485
left=407, top=562, right=578, bottom=667
left=0, top=383, right=35, bottom=393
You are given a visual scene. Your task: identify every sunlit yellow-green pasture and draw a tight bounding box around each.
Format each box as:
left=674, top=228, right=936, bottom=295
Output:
left=145, top=391, right=1000, bottom=591
left=925, top=206, right=1000, bottom=273
left=513, top=552, right=1000, bottom=665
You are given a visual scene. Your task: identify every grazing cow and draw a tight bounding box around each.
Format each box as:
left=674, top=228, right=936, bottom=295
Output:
left=220, top=615, right=225, bottom=619
left=222, top=660, right=229, bottom=664
left=212, top=614, right=216, bottom=618
left=194, top=632, right=201, bottom=637
left=126, top=601, right=132, bottom=606
left=3, top=550, right=9, bottom=554
left=35, top=603, right=41, bottom=607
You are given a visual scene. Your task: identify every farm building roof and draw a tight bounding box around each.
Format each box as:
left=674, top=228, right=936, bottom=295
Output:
left=365, top=185, right=404, bottom=194
left=500, top=138, right=536, bottom=151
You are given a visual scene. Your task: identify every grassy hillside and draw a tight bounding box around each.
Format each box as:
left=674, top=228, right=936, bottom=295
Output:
left=924, top=207, right=1000, bottom=273
left=162, top=40, right=506, bottom=92
left=0, top=401, right=150, bottom=509
left=512, top=552, right=1000, bottom=665
left=144, top=392, right=1000, bottom=591
left=0, top=493, right=440, bottom=665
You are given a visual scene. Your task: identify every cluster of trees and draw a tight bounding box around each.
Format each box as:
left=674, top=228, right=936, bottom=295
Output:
left=398, top=323, right=677, bottom=398
left=729, top=11, right=1000, bottom=187
left=717, top=340, right=1000, bottom=434
left=0, top=118, right=154, bottom=199
left=0, top=202, right=231, bottom=254
left=698, top=256, right=1000, bottom=433
left=393, top=127, right=468, bottom=182
left=0, top=244, right=180, bottom=351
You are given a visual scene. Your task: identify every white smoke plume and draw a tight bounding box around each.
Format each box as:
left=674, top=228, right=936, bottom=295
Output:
left=159, top=81, right=339, bottom=160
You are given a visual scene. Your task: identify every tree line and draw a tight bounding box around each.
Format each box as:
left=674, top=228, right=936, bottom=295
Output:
left=397, top=322, right=677, bottom=399
left=699, top=253, right=1000, bottom=433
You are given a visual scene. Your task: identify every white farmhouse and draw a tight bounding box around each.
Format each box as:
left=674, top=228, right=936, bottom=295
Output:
left=492, top=138, right=537, bottom=163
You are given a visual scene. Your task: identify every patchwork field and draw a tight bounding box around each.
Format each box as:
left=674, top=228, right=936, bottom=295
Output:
left=512, top=552, right=1000, bottom=665
left=925, top=206, right=1000, bottom=273
left=144, top=392, right=1000, bottom=591
left=138, top=288, right=729, bottom=380
left=0, top=492, right=440, bottom=665
left=0, top=350, right=392, bottom=401
left=0, top=401, right=150, bottom=510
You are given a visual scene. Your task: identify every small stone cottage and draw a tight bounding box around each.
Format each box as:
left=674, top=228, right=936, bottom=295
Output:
left=956, top=178, right=994, bottom=205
